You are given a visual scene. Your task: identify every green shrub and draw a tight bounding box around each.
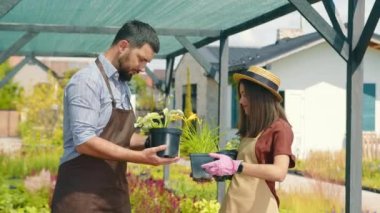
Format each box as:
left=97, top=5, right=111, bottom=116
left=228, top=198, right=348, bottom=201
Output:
left=0, top=61, right=23, bottom=110
left=15, top=68, right=77, bottom=147
left=129, top=163, right=217, bottom=200
left=128, top=163, right=218, bottom=210
left=362, top=159, right=380, bottom=189
left=193, top=199, right=220, bottom=213
left=279, top=189, right=343, bottom=213
left=180, top=198, right=220, bottom=213
left=180, top=119, right=219, bottom=158
left=298, top=151, right=345, bottom=183
left=296, top=151, right=380, bottom=189
left=0, top=147, right=61, bottom=179
left=179, top=197, right=194, bottom=213
left=0, top=179, right=50, bottom=213
left=128, top=174, right=180, bottom=212
left=17, top=72, right=64, bottom=147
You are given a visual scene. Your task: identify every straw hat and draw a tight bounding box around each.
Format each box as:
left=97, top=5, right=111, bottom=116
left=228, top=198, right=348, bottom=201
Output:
left=233, top=66, right=283, bottom=102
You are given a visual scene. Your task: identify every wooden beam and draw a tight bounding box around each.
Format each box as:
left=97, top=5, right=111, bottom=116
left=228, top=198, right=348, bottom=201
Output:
left=0, top=56, right=30, bottom=88
left=13, top=51, right=171, bottom=59
left=353, top=0, right=380, bottom=67
left=164, top=57, right=175, bottom=96
left=223, top=0, right=321, bottom=36
left=175, top=36, right=215, bottom=77
left=0, top=0, right=21, bottom=18
left=29, top=56, right=59, bottom=79
left=145, top=67, right=165, bottom=92
left=322, top=0, right=347, bottom=36
left=0, top=23, right=220, bottom=37
left=166, top=1, right=321, bottom=59
left=289, top=0, right=349, bottom=61
left=216, top=34, right=229, bottom=204
left=0, top=32, right=38, bottom=64
left=13, top=51, right=99, bottom=58
left=345, top=0, right=365, bottom=212
left=166, top=37, right=218, bottom=59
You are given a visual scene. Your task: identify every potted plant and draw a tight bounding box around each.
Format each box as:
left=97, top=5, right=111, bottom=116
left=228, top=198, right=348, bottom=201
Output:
left=180, top=118, right=220, bottom=181
left=213, top=137, right=240, bottom=181
left=135, top=108, right=188, bottom=158
left=181, top=120, right=241, bottom=182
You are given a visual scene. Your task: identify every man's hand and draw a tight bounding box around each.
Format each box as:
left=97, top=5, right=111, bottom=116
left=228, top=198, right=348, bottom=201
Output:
left=129, top=133, right=148, bottom=150
left=201, top=153, right=241, bottom=176
left=141, top=145, right=179, bottom=166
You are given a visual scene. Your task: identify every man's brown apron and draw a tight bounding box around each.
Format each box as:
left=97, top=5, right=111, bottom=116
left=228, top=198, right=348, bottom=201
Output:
left=51, top=58, right=135, bottom=213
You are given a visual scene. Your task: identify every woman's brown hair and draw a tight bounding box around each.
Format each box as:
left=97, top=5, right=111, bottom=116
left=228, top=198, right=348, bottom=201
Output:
left=237, top=79, right=288, bottom=138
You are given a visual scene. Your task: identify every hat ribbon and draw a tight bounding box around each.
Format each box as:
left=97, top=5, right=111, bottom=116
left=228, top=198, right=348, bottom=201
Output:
left=240, top=70, right=279, bottom=91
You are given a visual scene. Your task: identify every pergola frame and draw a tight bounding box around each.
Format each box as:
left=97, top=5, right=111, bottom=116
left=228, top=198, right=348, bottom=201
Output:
left=1, top=0, right=379, bottom=211
left=287, top=1, right=378, bottom=212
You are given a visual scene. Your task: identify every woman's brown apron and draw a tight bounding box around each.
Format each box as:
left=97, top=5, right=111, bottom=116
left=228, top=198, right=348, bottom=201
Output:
left=51, top=58, right=135, bottom=213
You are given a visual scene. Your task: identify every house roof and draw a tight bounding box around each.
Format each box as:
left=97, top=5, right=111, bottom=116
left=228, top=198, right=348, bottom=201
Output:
left=0, top=0, right=320, bottom=60
left=201, top=46, right=260, bottom=65
left=231, top=32, right=323, bottom=68
left=199, top=32, right=321, bottom=71
left=200, top=31, right=380, bottom=71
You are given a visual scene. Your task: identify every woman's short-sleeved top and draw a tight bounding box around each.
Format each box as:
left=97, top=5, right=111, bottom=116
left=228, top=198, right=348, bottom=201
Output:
left=255, top=118, right=296, bottom=206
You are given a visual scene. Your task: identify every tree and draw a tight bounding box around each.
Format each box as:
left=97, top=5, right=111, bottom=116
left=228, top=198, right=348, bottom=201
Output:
left=0, top=60, right=23, bottom=110
left=18, top=71, right=65, bottom=146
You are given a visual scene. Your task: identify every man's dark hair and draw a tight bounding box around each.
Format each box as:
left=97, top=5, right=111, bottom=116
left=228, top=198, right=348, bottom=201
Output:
left=112, top=20, right=160, bottom=53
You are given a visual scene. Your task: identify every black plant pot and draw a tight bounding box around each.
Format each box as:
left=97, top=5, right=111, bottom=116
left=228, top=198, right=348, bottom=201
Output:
left=213, top=149, right=238, bottom=182
left=189, top=153, right=214, bottom=181
left=149, top=128, right=182, bottom=158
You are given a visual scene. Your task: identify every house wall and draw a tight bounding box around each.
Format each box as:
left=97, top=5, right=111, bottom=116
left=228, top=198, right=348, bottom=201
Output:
left=13, top=64, right=52, bottom=94
left=174, top=54, right=218, bottom=126
left=270, top=43, right=380, bottom=158
left=174, top=42, right=380, bottom=158
left=363, top=48, right=380, bottom=134
left=11, top=57, right=91, bottom=93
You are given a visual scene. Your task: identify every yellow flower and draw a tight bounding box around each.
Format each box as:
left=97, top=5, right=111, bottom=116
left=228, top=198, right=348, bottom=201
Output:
left=184, top=113, right=198, bottom=123
left=134, top=108, right=196, bottom=135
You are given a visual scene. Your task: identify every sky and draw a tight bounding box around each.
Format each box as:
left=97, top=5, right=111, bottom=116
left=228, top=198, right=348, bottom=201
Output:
left=147, top=0, right=379, bottom=70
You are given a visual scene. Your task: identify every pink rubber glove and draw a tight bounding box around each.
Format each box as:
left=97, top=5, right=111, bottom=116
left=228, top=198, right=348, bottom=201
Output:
left=201, top=153, right=242, bottom=176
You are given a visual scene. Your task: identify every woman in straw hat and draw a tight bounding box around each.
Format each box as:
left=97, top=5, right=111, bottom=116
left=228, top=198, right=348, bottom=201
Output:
left=202, top=66, right=296, bottom=212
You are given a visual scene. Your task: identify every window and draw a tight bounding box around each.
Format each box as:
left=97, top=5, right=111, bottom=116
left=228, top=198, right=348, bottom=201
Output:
left=363, top=83, right=375, bottom=131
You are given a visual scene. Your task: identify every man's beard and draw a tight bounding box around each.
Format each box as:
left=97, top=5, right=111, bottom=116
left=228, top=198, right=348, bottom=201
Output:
left=118, top=69, right=132, bottom=82
left=117, top=57, right=132, bottom=82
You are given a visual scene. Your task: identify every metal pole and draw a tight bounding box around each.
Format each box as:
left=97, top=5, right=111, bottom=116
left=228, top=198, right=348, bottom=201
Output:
left=345, top=0, right=364, bottom=212
left=217, top=34, right=229, bottom=203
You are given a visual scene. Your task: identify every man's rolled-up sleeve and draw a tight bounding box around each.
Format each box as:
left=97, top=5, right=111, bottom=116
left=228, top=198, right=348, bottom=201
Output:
left=66, top=78, right=100, bottom=146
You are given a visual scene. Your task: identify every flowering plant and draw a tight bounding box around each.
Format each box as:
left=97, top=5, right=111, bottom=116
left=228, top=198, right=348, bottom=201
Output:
left=135, top=108, right=196, bottom=135
left=180, top=118, right=219, bottom=157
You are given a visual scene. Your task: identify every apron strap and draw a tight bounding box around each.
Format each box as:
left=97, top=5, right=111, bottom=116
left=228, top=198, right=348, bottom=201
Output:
left=124, top=86, right=134, bottom=111
left=95, top=57, right=116, bottom=108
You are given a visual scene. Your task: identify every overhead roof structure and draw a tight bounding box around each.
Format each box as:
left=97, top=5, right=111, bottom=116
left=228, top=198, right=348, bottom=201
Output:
left=1, top=1, right=379, bottom=212
left=0, top=0, right=319, bottom=61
